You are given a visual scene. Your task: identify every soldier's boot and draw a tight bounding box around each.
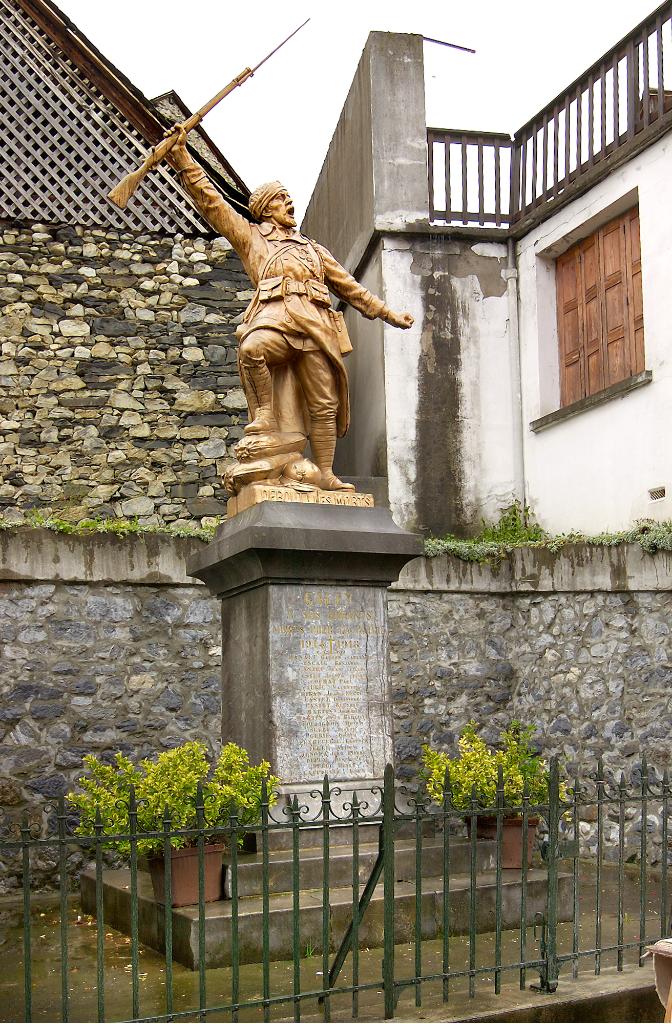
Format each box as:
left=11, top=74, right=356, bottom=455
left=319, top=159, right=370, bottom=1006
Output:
left=310, top=416, right=355, bottom=491
left=241, top=356, right=279, bottom=434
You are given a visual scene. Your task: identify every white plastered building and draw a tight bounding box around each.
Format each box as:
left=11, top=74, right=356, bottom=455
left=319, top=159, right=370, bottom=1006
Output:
left=303, top=7, right=672, bottom=536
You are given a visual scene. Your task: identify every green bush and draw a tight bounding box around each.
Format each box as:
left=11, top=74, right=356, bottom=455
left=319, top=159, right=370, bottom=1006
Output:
left=422, top=721, right=567, bottom=813
left=67, top=741, right=279, bottom=856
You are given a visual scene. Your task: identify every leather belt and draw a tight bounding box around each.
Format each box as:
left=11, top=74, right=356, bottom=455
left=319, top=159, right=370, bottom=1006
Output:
left=257, top=276, right=331, bottom=306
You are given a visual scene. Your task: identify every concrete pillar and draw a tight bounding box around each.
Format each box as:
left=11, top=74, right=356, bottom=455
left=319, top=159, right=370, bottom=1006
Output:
left=302, top=33, right=430, bottom=523
left=368, top=32, right=429, bottom=235
left=303, top=31, right=428, bottom=271
left=188, top=503, right=421, bottom=793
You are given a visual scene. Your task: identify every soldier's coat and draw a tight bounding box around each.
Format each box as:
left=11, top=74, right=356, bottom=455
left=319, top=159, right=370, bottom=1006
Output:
left=180, top=165, right=386, bottom=438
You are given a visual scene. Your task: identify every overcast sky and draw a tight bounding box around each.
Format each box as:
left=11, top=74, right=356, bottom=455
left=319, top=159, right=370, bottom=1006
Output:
left=58, top=0, right=655, bottom=220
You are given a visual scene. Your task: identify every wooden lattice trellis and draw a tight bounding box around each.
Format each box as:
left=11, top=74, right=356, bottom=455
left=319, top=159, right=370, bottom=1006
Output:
left=0, top=0, right=228, bottom=234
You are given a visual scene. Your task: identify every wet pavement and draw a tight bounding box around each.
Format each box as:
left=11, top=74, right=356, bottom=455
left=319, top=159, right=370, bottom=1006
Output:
left=0, top=862, right=663, bottom=1022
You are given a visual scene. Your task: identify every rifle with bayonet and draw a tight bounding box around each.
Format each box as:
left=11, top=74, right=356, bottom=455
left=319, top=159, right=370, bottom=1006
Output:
left=108, top=18, right=309, bottom=209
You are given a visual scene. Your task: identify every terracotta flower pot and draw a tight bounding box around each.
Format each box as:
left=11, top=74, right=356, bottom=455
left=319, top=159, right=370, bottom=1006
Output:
left=148, top=843, right=225, bottom=907
left=466, top=815, right=539, bottom=869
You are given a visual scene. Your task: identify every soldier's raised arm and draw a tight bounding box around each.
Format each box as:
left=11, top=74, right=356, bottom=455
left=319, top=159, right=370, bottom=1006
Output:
left=169, top=128, right=252, bottom=259
left=318, top=245, right=414, bottom=329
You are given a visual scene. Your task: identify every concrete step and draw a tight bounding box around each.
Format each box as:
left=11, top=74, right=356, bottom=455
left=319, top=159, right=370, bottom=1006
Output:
left=224, top=838, right=497, bottom=898
left=262, top=820, right=382, bottom=852
left=82, top=865, right=571, bottom=971
left=261, top=817, right=435, bottom=852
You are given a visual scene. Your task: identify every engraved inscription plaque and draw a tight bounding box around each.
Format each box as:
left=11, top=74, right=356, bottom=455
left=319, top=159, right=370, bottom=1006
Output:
left=227, top=483, right=375, bottom=517
left=268, top=583, right=392, bottom=782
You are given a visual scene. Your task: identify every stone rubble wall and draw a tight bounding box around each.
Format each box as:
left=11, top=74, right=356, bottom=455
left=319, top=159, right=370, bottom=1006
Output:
left=390, top=589, right=672, bottom=768
left=390, top=548, right=672, bottom=866
left=0, top=533, right=221, bottom=892
left=390, top=547, right=672, bottom=782
left=0, top=222, right=251, bottom=524
left=0, top=578, right=220, bottom=789
left=1, top=533, right=671, bottom=888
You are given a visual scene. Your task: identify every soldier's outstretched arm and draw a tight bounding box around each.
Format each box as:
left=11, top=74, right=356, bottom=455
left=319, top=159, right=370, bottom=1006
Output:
left=319, top=246, right=414, bottom=329
left=168, top=128, right=252, bottom=258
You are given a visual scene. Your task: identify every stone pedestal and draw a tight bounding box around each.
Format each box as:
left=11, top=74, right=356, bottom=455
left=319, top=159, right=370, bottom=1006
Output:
left=188, top=502, right=421, bottom=786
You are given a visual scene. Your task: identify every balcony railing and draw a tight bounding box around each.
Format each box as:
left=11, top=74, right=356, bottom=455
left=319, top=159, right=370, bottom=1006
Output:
left=427, top=129, right=513, bottom=228
left=428, top=0, right=672, bottom=234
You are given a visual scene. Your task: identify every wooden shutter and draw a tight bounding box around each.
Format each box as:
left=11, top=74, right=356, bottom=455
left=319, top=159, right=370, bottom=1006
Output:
left=599, top=216, right=629, bottom=387
left=556, top=205, right=645, bottom=408
left=557, top=248, right=584, bottom=406
left=625, top=208, right=645, bottom=375
left=579, top=233, right=605, bottom=396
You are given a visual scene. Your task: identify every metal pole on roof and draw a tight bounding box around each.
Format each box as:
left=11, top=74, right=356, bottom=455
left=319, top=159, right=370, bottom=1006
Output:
left=423, top=36, right=476, bottom=54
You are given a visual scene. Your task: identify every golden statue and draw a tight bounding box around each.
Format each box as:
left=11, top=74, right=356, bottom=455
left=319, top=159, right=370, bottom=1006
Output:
left=168, top=128, right=413, bottom=500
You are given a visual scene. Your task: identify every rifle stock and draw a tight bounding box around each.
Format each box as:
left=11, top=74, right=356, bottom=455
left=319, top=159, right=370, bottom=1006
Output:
left=106, top=72, right=253, bottom=209
left=106, top=17, right=309, bottom=210
left=108, top=124, right=191, bottom=209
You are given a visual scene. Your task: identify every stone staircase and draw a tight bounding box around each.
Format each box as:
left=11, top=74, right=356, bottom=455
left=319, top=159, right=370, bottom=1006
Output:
left=81, top=825, right=571, bottom=970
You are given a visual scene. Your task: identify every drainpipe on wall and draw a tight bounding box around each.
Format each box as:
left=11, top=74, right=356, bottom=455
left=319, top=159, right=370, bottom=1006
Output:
left=504, top=237, right=526, bottom=508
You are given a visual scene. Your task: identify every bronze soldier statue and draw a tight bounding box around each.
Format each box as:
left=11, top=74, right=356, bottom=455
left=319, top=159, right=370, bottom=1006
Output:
left=169, top=128, right=413, bottom=495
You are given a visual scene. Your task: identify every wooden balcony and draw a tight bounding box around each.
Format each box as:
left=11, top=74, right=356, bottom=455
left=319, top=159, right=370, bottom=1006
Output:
left=428, top=0, right=672, bottom=236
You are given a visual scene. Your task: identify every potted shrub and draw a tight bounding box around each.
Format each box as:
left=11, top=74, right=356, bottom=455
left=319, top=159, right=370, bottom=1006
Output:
left=422, top=721, right=566, bottom=869
left=68, top=740, right=279, bottom=907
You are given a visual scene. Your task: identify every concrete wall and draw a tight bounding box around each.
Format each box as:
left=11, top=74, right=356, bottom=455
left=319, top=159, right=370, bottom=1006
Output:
left=303, top=32, right=428, bottom=272
left=334, top=249, right=387, bottom=479
left=517, top=132, right=672, bottom=533
left=302, top=41, right=375, bottom=276
left=330, top=229, right=518, bottom=537
left=304, top=33, right=518, bottom=536
left=380, top=235, right=517, bottom=535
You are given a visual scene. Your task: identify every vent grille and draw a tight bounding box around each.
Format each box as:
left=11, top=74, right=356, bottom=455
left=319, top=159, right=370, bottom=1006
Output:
left=649, top=486, right=666, bottom=501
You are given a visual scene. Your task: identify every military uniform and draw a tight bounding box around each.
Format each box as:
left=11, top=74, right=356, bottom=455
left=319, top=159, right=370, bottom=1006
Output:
left=178, top=163, right=389, bottom=453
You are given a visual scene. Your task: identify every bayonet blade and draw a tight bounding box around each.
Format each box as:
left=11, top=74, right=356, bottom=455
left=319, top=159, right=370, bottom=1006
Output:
left=252, top=18, right=311, bottom=74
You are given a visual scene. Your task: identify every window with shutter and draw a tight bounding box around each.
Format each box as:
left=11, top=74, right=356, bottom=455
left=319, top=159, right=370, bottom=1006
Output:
left=556, top=206, right=645, bottom=408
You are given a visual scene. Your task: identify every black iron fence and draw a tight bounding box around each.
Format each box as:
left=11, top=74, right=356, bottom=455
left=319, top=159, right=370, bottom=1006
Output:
left=428, top=0, right=672, bottom=233
left=0, top=758, right=668, bottom=1022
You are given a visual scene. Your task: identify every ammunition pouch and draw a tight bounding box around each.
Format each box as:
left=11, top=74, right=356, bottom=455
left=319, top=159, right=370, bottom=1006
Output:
left=257, top=276, right=332, bottom=307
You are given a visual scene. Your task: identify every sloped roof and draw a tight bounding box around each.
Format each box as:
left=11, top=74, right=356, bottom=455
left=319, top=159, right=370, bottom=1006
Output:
left=0, top=0, right=250, bottom=234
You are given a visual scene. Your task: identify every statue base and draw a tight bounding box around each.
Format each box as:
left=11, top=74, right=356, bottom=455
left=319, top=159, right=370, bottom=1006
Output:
left=227, top=482, right=375, bottom=517
left=188, top=502, right=421, bottom=788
